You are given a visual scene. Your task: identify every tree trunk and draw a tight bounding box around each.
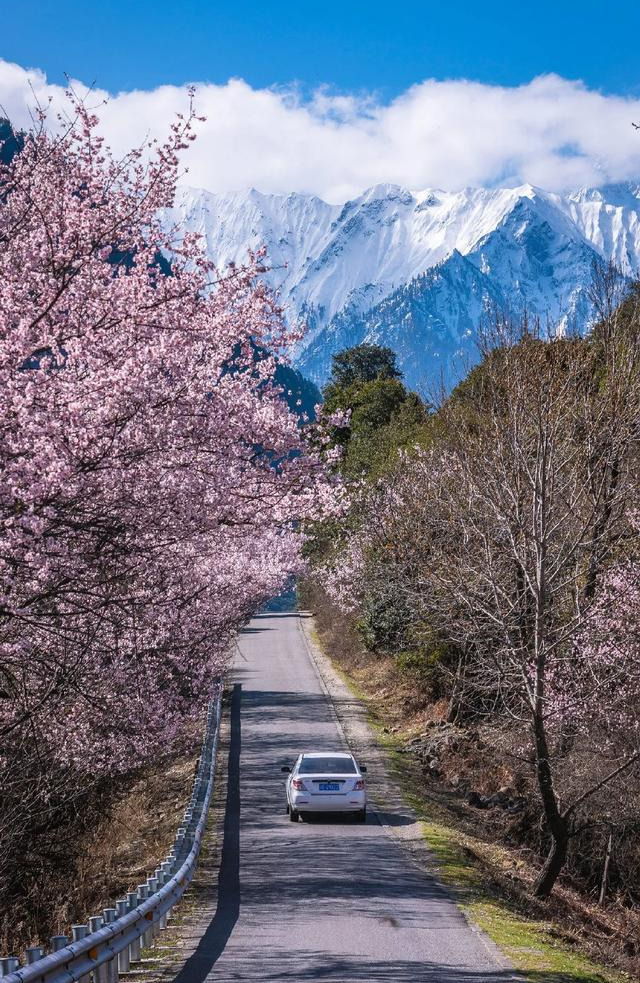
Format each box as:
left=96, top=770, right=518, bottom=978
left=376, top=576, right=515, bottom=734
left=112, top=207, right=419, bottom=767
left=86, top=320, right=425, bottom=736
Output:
left=446, top=649, right=467, bottom=723
left=598, top=830, right=613, bottom=905
left=446, top=692, right=460, bottom=724
left=533, top=820, right=569, bottom=898
left=532, top=682, right=569, bottom=898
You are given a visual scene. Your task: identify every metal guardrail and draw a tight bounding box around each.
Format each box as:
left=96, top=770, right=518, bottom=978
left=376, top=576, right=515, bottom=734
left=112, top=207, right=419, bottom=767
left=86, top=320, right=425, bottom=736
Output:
left=0, top=692, right=223, bottom=983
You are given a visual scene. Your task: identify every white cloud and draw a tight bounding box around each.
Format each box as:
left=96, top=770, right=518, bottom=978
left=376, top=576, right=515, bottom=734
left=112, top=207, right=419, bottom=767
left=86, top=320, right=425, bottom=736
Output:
left=1, top=59, right=640, bottom=203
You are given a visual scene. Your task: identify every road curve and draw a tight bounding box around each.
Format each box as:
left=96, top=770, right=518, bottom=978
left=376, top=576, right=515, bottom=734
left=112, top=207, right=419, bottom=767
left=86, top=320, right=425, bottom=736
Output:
left=174, top=610, right=516, bottom=982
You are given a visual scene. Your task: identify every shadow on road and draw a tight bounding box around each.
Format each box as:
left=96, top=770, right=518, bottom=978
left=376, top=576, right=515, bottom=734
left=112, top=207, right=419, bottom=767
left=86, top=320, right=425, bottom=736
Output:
left=182, top=950, right=596, bottom=982
left=189, top=953, right=518, bottom=982
left=252, top=611, right=300, bottom=620
left=171, top=683, right=242, bottom=983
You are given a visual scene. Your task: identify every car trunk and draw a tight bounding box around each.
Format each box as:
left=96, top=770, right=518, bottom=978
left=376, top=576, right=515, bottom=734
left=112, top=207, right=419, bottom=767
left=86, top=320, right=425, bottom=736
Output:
left=299, top=773, right=357, bottom=793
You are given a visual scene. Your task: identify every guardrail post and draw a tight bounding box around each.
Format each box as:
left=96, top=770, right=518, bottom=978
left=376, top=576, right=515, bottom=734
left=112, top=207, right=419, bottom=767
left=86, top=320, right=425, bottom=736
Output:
left=0, top=958, right=20, bottom=977
left=50, top=936, right=69, bottom=952
left=115, top=902, right=130, bottom=973
left=88, top=918, right=106, bottom=983
left=71, top=926, right=90, bottom=983
left=159, top=863, right=172, bottom=928
left=146, top=878, right=159, bottom=939
left=25, top=949, right=44, bottom=965
left=137, top=885, right=150, bottom=948
left=127, top=893, right=141, bottom=964
left=153, top=868, right=165, bottom=920
left=174, top=827, right=186, bottom=859
left=102, top=910, right=118, bottom=983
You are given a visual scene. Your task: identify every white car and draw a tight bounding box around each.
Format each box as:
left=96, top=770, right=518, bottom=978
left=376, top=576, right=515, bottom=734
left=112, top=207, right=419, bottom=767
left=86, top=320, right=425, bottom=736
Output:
left=282, top=751, right=367, bottom=822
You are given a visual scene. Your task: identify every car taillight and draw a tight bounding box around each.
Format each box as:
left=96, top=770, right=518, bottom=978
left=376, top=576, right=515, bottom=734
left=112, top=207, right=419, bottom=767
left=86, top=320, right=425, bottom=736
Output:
left=292, top=778, right=305, bottom=790
left=354, top=779, right=365, bottom=790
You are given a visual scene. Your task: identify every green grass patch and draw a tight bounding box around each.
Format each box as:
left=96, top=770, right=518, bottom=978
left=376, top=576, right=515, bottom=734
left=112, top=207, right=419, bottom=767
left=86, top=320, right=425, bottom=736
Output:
left=419, top=814, right=624, bottom=982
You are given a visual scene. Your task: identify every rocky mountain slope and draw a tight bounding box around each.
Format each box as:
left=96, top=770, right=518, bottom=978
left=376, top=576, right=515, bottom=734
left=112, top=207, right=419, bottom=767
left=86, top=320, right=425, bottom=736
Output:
left=166, top=182, right=640, bottom=390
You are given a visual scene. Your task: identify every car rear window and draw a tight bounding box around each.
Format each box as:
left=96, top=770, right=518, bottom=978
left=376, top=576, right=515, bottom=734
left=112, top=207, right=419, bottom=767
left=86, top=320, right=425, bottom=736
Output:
left=299, top=756, right=357, bottom=774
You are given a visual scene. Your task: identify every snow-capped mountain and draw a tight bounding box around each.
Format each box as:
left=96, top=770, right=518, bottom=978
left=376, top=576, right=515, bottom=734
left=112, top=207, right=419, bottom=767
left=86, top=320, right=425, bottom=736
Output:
left=165, top=182, right=640, bottom=390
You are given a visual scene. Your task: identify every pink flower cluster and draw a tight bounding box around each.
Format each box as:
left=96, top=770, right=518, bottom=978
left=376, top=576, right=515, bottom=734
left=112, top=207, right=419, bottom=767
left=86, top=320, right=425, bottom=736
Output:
left=564, top=560, right=640, bottom=750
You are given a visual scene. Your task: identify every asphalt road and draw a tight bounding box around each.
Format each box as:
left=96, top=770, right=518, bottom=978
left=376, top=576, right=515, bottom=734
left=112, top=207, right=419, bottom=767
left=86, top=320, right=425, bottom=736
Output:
left=174, top=610, right=516, bottom=982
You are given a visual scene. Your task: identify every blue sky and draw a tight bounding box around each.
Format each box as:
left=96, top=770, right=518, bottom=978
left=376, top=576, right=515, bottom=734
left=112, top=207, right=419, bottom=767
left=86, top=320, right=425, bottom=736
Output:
left=2, top=2, right=640, bottom=200
left=6, top=0, right=640, bottom=98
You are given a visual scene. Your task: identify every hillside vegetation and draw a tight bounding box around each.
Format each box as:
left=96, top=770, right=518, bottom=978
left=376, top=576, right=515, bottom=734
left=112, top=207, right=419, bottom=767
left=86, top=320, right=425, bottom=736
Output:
left=304, top=292, right=640, bottom=970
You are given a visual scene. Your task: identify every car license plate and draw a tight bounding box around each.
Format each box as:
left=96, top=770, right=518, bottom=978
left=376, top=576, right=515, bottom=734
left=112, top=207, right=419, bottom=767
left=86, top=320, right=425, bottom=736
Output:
left=319, top=782, right=339, bottom=791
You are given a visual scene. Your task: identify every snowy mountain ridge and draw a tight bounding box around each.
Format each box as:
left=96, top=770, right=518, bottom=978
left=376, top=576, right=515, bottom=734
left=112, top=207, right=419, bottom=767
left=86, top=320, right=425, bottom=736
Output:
left=166, top=181, right=640, bottom=389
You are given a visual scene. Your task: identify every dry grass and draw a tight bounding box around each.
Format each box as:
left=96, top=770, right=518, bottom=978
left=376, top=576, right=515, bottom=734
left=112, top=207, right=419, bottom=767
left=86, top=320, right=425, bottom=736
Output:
left=3, top=728, right=200, bottom=958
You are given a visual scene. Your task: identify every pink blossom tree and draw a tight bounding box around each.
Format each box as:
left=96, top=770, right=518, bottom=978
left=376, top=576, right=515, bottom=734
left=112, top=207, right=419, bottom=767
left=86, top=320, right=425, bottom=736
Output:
left=0, top=95, right=337, bottom=898
left=569, top=558, right=640, bottom=762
